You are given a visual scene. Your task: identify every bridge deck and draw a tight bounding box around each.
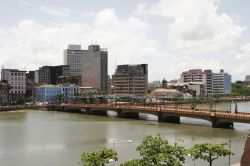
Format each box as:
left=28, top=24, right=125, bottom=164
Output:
left=61, top=104, right=250, bottom=123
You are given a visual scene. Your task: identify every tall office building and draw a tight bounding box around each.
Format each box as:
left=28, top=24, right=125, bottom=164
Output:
left=112, top=64, right=148, bottom=96
left=64, top=45, right=86, bottom=77
left=180, top=69, right=231, bottom=96
left=81, top=45, right=108, bottom=94
left=212, top=70, right=231, bottom=95
left=245, top=75, right=250, bottom=82
left=1, top=69, right=26, bottom=95
left=38, top=65, right=70, bottom=85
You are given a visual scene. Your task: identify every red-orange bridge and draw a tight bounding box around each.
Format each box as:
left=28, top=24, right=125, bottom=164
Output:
left=49, top=103, right=250, bottom=129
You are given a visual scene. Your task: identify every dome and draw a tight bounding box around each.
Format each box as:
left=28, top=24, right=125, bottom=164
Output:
left=151, top=88, right=179, bottom=97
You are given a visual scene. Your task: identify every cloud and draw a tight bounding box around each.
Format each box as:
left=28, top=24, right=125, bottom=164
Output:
left=137, top=0, right=245, bottom=53
left=1, top=1, right=249, bottom=81
left=18, top=0, right=31, bottom=6
left=0, top=9, right=158, bottom=77
left=39, top=6, right=72, bottom=17
left=81, top=11, right=96, bottom=17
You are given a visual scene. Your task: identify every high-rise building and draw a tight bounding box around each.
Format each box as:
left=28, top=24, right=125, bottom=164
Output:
left=245, top=75, right=250, bottom=82
left=203, top=70, right=213, bottom=96
left=180, top=69, right=231, bottom=96
left=1, top=69, right=26, bottom=95
left=112, top=64, right=148, bottom=96
left=38, top=65, right=70, bottom=85
left=212, top=70, right=231, bottom=95
left=64, top=45, right=86, bottom=77
left=81, top=45, right=108, bottom=94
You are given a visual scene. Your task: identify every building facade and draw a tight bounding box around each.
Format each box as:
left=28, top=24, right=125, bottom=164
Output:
left=180, top=69, right=231, bottom=96
left=35, top=84, right=79, bottom=103
left=81, top=45, right=108, bottom=94
left=64, top=45, right=86, bottom=77
left=38, top=65, right=70, bottom=85
left=212, top=70, right=232, bottom=95
left=1, top=69, right=26, bottom=95
left=112, top=64, right=148, bottom=96
left=181, top=69, right=204, bottom=83
left=0, top=80, right=11, bottom=105
left=35, top=85, right=61, bottom=102
left=245, top=75, right=250, bottom=82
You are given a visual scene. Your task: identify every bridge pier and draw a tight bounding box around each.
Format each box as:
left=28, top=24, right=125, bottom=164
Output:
left=211, top=117, right=234, bottom=129
left=116, top=110, right=139, bottom=119
left=158, top=112, right=180, bottom=124
left=88, top=109, right=107, bottom=116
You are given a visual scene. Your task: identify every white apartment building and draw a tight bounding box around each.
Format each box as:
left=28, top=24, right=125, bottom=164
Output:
left=1, top=69, right=26, bottom=95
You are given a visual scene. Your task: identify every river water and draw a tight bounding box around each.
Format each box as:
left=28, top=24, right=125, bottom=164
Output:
left=0, top=102, right=250, bottom=166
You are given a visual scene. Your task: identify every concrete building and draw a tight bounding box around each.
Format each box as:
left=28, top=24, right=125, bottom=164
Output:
left=112, top=64, right=148, bottom=96
left=187, top=82, right=205, bottom=97
left=181, top=69, right=204, bottom=83
left=81, top=45, right=108, bottom=94
left=35, top=84, right=79, bottom=103
left=245, top=75, right=250, bottom=82
left=1, top=69, right=26, bottom=95
left=0, top=80, right=11, bottom=105
left=64, top=45, right=86, bottom=78
left=212, top=70, right=232, bottom=95
left=203, top=70, right=213, bottom=96
left=61, top=84, right=79, bottom=103
left=35, top=85, right=61, bottom=102
left=38, top=65, right=70, bottom=85
left=180, top=69, right=231, bottom=96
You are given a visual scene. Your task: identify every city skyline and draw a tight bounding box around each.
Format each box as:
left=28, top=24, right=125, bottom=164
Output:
left=0, top=0, right=250, bottom=81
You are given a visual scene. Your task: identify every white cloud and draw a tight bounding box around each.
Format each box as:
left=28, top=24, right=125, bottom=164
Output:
left=231, top=43, right=250, bottom=78
left=39, top=6, right=72, bottom=17
left=0, top=9, right=158, bottom=78
left=137, top=0, right=245, bottom=53
left=1, top=1, right=249, bottom=81
left=81, top=12, right=96, bottom=17
left=18, top=0, right=31, bottom=6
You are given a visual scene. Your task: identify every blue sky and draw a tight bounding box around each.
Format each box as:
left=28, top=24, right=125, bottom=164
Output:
left=0, top=0, right=249, bottom=81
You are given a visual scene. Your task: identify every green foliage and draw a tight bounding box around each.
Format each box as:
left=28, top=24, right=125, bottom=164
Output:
left=54, top=94, right=64, bottom=104
left=81, top=148, right=118, bottom=166
left=173, top=94, right=184, bottom=101
left=232, top=83, right=250, bottom=96
left=135, top=134, right=186, bottom=166
left=15, top=94, right=25, bottom=104
left=120, top=159, right=149, bottom=166
left=189, top=143, right=233, bottom=166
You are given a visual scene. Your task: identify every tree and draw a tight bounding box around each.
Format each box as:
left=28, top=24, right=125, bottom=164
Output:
left=54, top=94, right=64, bottom=104
left=81, top=148, right=118, bottom=166
left=120, top=159, right=149, bottom=166
left=173, top=94, right=184, bottom=109
left=135, top=134, right=186, bottom=166
left=189, top=143, right=233, bottom=166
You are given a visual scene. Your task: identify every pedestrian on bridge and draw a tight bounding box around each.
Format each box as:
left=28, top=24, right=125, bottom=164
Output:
left=235, top=101, right=238, bottom=114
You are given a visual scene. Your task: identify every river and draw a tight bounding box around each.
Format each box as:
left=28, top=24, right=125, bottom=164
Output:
left=0, top=102, right=250, bottom=166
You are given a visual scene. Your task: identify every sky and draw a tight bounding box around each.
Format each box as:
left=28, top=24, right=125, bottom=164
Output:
left=0, top=0, right=250, bottom=82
